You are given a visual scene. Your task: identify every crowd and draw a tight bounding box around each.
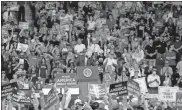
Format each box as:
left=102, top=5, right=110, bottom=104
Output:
left=1, top=1, right=182, bottom=110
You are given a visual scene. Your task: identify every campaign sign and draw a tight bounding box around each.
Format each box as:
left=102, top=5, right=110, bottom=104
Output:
left=88, top=84, right=107, bottom=98
left=19, top=22, right=29, bottom=29
left=176, top=92, right=182, bottom=110
left=134, top=77, right=148, bottom=94
left=12, top=89, right=32, bottom=105
left=1, top=82, right=18, bottom=98
left=45, top=88, right=59, bottom=110
left=127, top=79, right=140, bottom=97
left=109, top=81, right=128, bottom=96
left=55, top=74, right=77, bottom=88
left=16, top=43, right=28, bottom=52
left=76, top=66, right=100, bottom=82
left=158, top=86, right=179, bottom=102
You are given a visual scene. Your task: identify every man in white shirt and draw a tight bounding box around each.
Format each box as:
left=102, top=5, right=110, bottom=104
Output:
left=103, top=52, right=117, bottom=72
left=147, top=68, right=161, bottom=93
left=74, top=38, right=86, bottom=54
left=88, top=38, right=101, bottom=54
left=177, top=56, right=182, bottom=77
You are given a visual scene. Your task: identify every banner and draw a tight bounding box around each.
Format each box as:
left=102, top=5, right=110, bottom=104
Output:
left=45, top=88, right=59, bottom=110
left=158, top=86, right=179, bottom=102
left=145, top=94, right=159, bottom=99
left=176, top=92, right=182, bottom=110
left=127, top=79, right=140, bottom=97
left=134, top=77, right=148, bottom=94
left=12, top=89, right=32, bottom=105
left=109, top=81, right=128, bottom=96
left=55, top=74, right=77, bottom=87
left=88, top=84, right=107, bottom=99
left=76, top=66, right=100, bottom=82
left=19, top=22, right=29, bottom=29
left=16, top=43, right=28, bottom=52
left=1, top=82, right=18, bottom=98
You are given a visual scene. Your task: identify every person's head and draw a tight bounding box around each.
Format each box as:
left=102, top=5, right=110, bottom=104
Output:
left=149, top=39, right=153, bottom=45
left=168, top=17, right=173, bottom=24
left=41, top=57, right=46, bottom=64
left=87, top=33, right=91, bottom=39
left=13, top=74, right=17, bottom=79
left=19, top=52, right=25, bottom=58
left=77, top=38, right=82, bottom=44
left=168, top=45, right=174, bottom=51
left=165, top=60, right=169, bottom=67
left=91, top=102, right=99, bottom=110
left=152, top=68, right=157, bottom=75
left=108, top=14, right=113, bottom=20
left=176, top=35, right=180, bottom=42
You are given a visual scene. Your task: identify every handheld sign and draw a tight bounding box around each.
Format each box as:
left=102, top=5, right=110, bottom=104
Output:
left=176, top=92, right=182, bottom=110
left=1, top=82, right=18, bottom=99
left=88, top=84, right=107, bottom=99
left=158, top=86, right=179, bottom=102
left=127, top=79, right=140, bottom=97
left=55, top=74, right=77, bottom=88
left=109, top=81, right=128, bottom=96
left=45, top=88, right=59, bottom=110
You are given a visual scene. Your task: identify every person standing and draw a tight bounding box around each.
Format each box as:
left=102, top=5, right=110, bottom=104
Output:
left=147, top=68, right=161, bottom=93
left=18, top=1, right=25, bottom=22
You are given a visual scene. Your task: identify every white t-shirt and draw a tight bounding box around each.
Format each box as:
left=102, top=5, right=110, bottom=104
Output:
left=87, top=21, right=96, bottom=30
left=74, top=44, right=86, bottom=53
left=88, top=44, right=101, bottom=53
left=147, top=74, right=161, bottom=87
left=177, top=61, right=182, bottom=76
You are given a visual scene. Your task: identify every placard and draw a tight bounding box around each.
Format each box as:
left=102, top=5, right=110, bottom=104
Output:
left=134, top=77, right=148, bottom=94
left=16, top=43, right=28, bottom=52
left=19, top=22, right=29, bottom=29
left=88, top=84, right=107, bottom=99
left=12, top=89, right=32, bottom=105
left=45, top=88, right=59, bottom=110
left=76, top=66, right=100, bottom=82
left=127, top=79, right=140, bottom=97
left=176, top=92, right=182, bottom=110
left=158, top=86, right=179, bottom=102
left=55, top=74, right=77, bottom=88
left=109, top=81, right=128, bottom=96
left=1, top=82, right=18, bottom=98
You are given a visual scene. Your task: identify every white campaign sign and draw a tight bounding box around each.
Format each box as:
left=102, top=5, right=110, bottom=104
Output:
left=16, top=43, right=28, bottom=52
left=134, top=77, right=148, bottom=94
left=158, top=86, right=179, bottom=102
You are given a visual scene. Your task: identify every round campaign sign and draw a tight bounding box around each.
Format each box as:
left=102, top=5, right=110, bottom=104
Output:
left=83, top=68, right=92, bottom=77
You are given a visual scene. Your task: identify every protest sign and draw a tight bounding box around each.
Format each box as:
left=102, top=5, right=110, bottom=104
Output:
left=145, top=94, right=159, bottom=99
left=158, top=86, right=179, bottom=102
left=176, top=92, right=182, bottom=110
left=45, top=88, right=59, bottom=110
left=1, top=82, right=18, bottom=98
left=134, top=77, right=148, bottom=94
left=16, top=43, right=29, bottom=52
left=19, top=22, right=29, bottom=29
left=55, top=74, right=77, bottom=88
left=127, top=79, right=140, bottom=97
left=76, top=66, right=100, bottom=82
left=88, top=84, right=107, bottom=99
left=12, top=89, right=32, bottom=105
left=109, top=81, right=128, bottom=96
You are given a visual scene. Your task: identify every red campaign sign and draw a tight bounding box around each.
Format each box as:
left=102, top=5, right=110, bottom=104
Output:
left=76, top=66, right=100, bottom=82
left=45, top=88, right=59, bottom=110
left=55, top=74, right=77, bottom=88
left=176, top=92, right=182, bottom=110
